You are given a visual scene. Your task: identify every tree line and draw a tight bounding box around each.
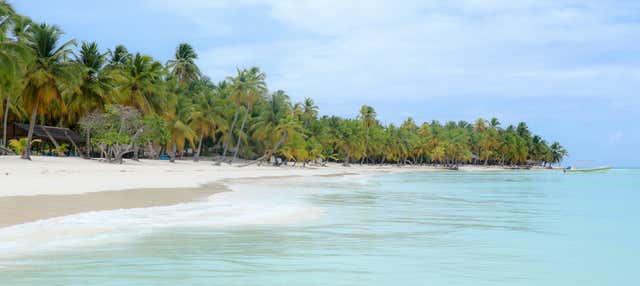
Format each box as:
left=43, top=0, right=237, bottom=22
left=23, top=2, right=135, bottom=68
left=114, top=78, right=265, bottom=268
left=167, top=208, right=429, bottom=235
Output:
left=0, top=2, right=567, bottom=166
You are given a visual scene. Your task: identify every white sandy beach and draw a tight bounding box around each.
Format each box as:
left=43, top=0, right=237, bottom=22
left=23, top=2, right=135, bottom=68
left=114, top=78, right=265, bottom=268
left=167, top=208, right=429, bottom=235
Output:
left=0, top=156, right=359, bottom=197
left=0, top=156, right=520, bottom=196
left=0, top=156, right=397, bottom=228
left=0, top=156, right=520, bottom=228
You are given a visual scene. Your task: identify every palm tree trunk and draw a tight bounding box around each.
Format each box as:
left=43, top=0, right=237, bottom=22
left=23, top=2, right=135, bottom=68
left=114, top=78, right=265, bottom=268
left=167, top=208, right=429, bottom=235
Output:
left=271, top=131, right=287, bottom=153
left=361, top=127, right=369, bottom=165
left=237, top=131, right=287, bottom=168
left=21, top=101, right=39, bottom=160
left=2, top=98, right=9, bottom=147
left=64, top=130, right=87, bottom=159
left=169, top=141, right=177, bottom=163
left=232, top=106, right=250, bottom=162
left=41, top=122, right=62, bottom=155
left=194, top=130, right=204, bottom=162
left=219, top=108, right=239, bottom=162
left=343, top=155, right=350, bottom=167
left=85, top=128, right=92, bottom=158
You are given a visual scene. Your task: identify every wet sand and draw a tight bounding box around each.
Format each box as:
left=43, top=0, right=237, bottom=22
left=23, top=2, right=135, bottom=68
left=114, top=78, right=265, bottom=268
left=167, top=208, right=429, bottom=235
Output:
left=0, top=183, right=228, bottom=228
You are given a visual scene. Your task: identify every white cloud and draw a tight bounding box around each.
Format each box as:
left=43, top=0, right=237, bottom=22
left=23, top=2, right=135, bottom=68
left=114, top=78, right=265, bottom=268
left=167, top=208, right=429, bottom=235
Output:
left=145, top=0, right=640, bottom=114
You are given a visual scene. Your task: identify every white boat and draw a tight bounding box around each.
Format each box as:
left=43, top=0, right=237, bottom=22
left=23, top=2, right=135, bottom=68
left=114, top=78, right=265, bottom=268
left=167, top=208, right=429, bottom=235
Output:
left=564, top=166, right=611, bottom=173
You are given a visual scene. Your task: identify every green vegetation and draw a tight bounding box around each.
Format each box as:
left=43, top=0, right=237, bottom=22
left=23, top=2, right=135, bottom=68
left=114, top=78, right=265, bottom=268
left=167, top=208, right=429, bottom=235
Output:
left=0, top=2, right=567, bottom=166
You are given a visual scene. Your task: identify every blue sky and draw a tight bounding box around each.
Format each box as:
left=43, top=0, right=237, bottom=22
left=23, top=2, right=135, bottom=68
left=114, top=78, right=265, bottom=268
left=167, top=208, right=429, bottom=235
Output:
left=13, top=0, right=640, bottom=166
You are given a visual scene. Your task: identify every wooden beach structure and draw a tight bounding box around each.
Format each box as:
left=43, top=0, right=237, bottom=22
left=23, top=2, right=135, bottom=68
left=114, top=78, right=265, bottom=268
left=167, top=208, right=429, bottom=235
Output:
left=6, top=123, right=86, bottom=156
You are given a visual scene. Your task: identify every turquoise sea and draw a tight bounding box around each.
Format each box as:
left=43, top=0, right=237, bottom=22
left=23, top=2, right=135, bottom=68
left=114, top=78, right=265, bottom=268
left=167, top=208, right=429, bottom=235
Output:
left=1, top=169, right=638, bottom=285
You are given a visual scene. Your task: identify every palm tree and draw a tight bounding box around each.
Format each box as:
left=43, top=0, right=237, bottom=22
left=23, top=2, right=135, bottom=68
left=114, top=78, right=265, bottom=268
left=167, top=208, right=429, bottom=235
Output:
left=333, top=119, right=364, bottom=166
left=251, top=90, right=297, bottom=162
left=218, top=75, right=242, bottom=163
left=358, top=105, right=376, bottom=164
left=106, top=44, right=130, bottom=68
left=19, top=23, right=81, bottom=160
left=117, top=53, right=165, bottom=114
left=67, top=41, right=114, bottom=122
left=167, top=43, right=200, bottom=86
left=300, top=97, right=318, bottom=125
left=165, top=92, right=195, bottom=163
left=549, top=142, right=567, bottom=165
left=231, top=67, right=266, bottom=162
left=489, top=117, right=501, bottom=129
left=188, top=83, right=225, bottom=162
left=1, top=7, right=31, bottom=147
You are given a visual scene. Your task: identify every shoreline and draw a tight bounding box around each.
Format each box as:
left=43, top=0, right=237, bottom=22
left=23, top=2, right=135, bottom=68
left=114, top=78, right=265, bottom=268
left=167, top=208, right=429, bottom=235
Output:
left=0, top=183, right=229, bottom=228
left=0, top=156, right=555, bottom=228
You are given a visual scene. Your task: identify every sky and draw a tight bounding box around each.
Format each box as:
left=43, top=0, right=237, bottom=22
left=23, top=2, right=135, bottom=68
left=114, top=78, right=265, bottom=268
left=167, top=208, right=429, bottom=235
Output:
left=12, top=0, right=640, bottom=167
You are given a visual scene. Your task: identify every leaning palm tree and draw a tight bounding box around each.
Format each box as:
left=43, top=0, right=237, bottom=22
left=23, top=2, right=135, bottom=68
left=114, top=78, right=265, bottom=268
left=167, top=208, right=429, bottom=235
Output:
left=19, top=23, right=82, bottom=160
left=251, top=90, right=292, bottom=156
left=218, top=70, right=246, bottom=163
left=269, top=114, right=302, bottom=159
left=167, top=43, right=200, bottom=86
left=231, top=67, right=266, bottom=162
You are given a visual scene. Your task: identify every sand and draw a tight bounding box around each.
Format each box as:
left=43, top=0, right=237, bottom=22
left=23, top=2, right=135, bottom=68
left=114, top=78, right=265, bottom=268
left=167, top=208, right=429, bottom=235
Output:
left=0, top=183, right=228, bottom=228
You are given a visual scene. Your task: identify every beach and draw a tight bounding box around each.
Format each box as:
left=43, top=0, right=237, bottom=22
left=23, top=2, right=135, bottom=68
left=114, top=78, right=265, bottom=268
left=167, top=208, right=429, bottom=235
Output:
left=0, top=157, right=339, bottom=227
left=0, top=156, right=517, bottom=228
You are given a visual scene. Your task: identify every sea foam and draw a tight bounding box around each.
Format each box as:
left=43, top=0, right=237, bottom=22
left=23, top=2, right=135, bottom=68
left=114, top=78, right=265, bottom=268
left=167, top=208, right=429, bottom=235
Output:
left=0, top=181, right=323, bottom=260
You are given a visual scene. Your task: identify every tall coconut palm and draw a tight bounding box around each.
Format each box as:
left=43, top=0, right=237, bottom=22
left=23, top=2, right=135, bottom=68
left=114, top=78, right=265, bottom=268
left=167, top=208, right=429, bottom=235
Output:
left=549, top=142, right=567, bottom=165
left=229, top=67, right=266, bottom=162
left=165, top=92, right=195, bottom=163
left=0, top=9, right=31, bottom=147
left=301, top=97, right=318, bottom=124
left=218, top=68, right=259, bottom=163
left=271, top=113, right=302, bottom=158
left=106, top=44, right=130, bottom=68
left=489, top=117, right=501, bottom=129
left=358, top=105, right=376, bottom=164
left=218, top=76, right=242, bottom=162
left=167, top=43, right=200, bottom=86
left=19, top=23, right=81, bottom=160
left=188, top=84, right=225, bottom=162
left=67, top=41, right=114, bottom=122
left=117, top=53, right=165, bottom=114
left=251, top=90, right=293, bottom=160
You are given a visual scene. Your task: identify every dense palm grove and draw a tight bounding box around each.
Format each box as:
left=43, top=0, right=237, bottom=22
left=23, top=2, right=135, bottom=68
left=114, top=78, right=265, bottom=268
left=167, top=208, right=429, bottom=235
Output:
left=0, top=2, right=567, bottom=167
